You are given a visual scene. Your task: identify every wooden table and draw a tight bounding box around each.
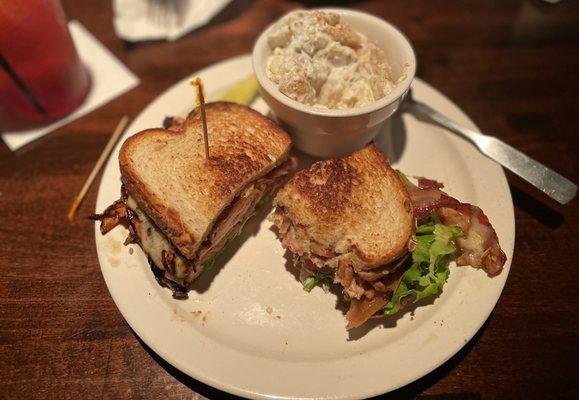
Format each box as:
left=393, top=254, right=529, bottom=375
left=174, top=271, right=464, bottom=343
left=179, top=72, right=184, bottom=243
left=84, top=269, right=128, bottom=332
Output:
left=1, top=1, right=577, bottom=399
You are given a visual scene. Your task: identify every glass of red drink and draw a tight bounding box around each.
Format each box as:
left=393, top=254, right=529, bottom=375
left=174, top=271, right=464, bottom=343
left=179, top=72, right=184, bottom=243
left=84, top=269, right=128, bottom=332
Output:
left=0, top=0, right=91, bottom=131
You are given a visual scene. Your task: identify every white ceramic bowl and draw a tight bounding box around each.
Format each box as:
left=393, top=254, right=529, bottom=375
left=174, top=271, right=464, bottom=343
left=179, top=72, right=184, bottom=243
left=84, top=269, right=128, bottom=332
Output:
left=253, top=8, right=416, bottom=158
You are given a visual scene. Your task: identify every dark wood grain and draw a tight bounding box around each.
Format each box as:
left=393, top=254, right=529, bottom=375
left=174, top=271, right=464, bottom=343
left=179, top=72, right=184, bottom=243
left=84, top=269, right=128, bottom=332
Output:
left=1, top=0, right=578, bottom=399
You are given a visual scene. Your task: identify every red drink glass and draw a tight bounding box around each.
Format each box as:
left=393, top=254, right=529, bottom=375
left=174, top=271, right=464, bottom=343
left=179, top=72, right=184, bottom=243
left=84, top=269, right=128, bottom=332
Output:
left=0, top=0, right=91, bottom=131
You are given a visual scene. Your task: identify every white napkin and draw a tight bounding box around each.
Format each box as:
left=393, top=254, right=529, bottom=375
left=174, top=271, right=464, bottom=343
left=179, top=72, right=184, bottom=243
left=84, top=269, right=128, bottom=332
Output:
left=113, top=0, right=233, bottom=42
left=1, top=21, right=140, bottom=151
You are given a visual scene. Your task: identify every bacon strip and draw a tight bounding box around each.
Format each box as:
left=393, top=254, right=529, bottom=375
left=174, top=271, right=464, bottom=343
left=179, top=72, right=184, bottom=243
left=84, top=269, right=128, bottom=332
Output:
left=417, top=177, right=444, bottom=189
left=346, top=264, right=407, bottom=330
left=346, top=295, right=389, bottom=330
left=405, top=181, right=459, bottom=220
left=406, top=177, right=506, bottom=276
left=89, top=199, right=128, bottom=234
left=438, top=205, right=506, bottom=276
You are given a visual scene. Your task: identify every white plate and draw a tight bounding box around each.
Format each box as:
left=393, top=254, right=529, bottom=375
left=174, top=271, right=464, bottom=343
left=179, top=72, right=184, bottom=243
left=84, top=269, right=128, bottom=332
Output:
left=94, top=54, right=514, bottom=400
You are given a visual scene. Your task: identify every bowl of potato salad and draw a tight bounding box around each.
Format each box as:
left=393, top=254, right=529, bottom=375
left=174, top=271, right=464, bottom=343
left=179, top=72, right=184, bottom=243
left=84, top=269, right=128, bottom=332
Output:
left=253, top=8, right=416, bottom=157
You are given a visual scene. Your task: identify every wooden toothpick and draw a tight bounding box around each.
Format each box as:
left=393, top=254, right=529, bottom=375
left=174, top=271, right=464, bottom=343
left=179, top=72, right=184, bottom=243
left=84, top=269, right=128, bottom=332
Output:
left=67, top=115, right=130, bottom=222
left=191, top=77, right=209, bottom=159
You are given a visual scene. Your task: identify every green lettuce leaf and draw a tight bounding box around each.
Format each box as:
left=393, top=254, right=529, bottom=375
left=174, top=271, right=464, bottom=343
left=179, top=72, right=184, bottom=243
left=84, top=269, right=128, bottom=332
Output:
left=256, top=192, right=270, bottom=210
left=302, top=270, right=333, bottom=293
left=396, top=170, right=414, bottom=187
left=303, top=277, right=317, bottom=292
left=202, top=258, right=216, bottom=271
left=383, top=221, right=463, bottom=315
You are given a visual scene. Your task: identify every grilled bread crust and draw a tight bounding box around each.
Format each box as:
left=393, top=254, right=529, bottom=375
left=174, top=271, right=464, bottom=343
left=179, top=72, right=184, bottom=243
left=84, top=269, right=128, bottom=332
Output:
left=273, top=143, right=413, bottom=268
left=120, top=102, right=291, bottom=259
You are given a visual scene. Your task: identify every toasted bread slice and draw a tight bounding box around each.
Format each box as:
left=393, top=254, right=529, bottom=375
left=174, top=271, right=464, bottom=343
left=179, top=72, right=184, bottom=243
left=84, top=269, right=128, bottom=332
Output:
left=273, top=143, right=413, bottom=268
left=120, top=102, right=291, bottom=259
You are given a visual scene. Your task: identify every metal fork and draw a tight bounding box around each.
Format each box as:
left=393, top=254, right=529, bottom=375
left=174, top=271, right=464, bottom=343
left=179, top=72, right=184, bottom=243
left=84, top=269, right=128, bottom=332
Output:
left=401, top=89, right=577, bottom=204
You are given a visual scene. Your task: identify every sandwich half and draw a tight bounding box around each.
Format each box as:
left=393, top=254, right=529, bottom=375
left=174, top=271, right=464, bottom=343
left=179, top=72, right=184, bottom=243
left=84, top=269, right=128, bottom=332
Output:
left=270, top=143, right=505, bottom=329
left=93, top=102, right=293, bottom=297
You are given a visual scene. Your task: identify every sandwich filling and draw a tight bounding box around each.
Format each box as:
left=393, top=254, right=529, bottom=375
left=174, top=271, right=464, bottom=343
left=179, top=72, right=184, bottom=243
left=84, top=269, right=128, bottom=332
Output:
left=270, top=167, right=506, bottom=330
left=270, top=207, right=412, bottom=329
left=93, top=158, right=294, bottom=297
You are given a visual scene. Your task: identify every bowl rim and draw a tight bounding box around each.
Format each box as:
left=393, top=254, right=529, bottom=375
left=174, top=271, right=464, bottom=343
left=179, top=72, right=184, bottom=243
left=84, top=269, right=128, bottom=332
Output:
left=252, top=7, right=417, bottom=118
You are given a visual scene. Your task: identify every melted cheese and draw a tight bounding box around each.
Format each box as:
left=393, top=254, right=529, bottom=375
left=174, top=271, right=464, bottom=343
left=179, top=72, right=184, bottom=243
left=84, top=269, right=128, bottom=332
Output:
left=127, top=196, right=200, bottom=285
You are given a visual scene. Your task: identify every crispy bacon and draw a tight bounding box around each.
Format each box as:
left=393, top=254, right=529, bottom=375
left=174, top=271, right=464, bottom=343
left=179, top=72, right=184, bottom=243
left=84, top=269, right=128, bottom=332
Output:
left=438, top=205, right=506, bottom=276
left=346, top=264, right=407, bottom=330
left=406, top=185, right=460, bottom=221
left=417, top=177, right=444, bottom=189
left=89, top=199, right=128, bottom=234
left=346, top=294, right=389, bottom=330
left=406, top=177, right=506, bottom=276
left=335, top=260, right=365, bottom=300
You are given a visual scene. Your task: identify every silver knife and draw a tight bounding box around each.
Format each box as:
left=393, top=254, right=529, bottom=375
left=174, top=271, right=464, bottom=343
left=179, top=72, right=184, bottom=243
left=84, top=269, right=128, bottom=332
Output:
left=402, top=90, right=577, bottom=205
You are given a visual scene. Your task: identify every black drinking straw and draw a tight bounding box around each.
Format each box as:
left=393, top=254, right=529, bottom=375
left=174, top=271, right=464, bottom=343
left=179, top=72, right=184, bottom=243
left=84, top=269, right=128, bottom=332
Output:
left=0, top=51, right=46, bottom=113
